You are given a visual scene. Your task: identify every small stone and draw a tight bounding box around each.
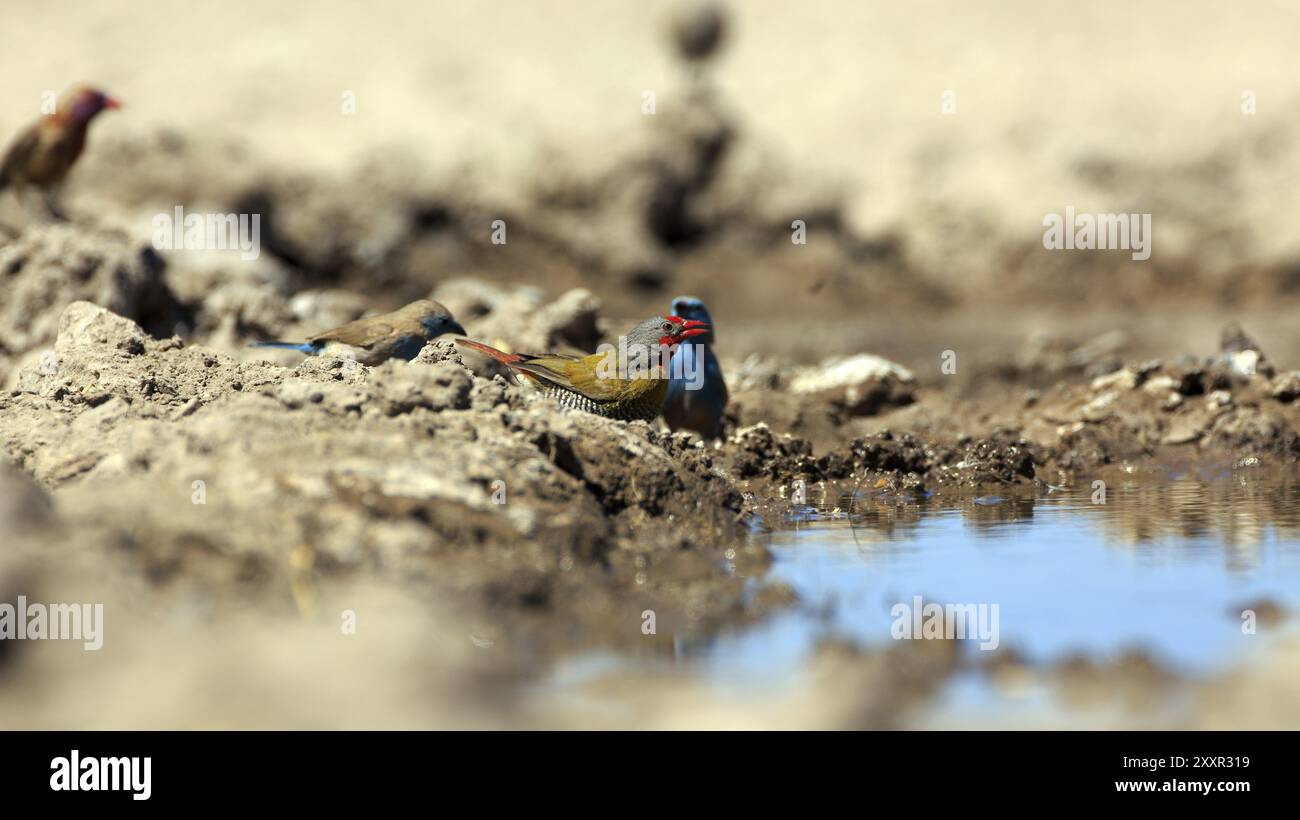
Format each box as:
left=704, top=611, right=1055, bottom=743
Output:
left=1162, top=412, right=1210, bottom=445
left=1090, top=369, right=1137, bottom=392
left=1082, top=390, right=1119, bottom=421
left=1142, top=375, right=1180, bottom=396
left=1270, top=371, right=1300, bottom=403
left=788, top=353, right=916, bottom=417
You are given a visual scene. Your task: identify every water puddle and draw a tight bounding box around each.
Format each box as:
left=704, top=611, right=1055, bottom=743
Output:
left=715, top=465, right=1300, bottom=681
left=545, top=463, right=1300, bottom=726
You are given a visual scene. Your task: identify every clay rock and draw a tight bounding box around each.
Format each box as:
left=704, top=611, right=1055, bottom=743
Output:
left=723, top=422, right=816, bottom=480
left=1270, top=371, right=1300, bottom=403
left=12, top=302, right=281, bottom=415
left=414, top=339, right=466, bottom=367
left=788, top=354, right=916, bottom=416
left=236, top=169, right=414, bottom=284
left=200, top=281, right=294, bottom=341
left=54, top=300, right=153, bottom=356
left=532, top=288, right=603, bottom=351
left=432, top=279, right=606, bottom=357
left=0, top=224, right=177, bottom=383
left=368, top=360, right=474, bottom=416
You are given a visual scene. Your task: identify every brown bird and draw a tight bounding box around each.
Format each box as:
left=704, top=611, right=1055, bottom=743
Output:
left=252, top=300, right=467, bottom=366
left=0, top=85, right=122, bottom=218
left=456, top=316, right=709, bottom=421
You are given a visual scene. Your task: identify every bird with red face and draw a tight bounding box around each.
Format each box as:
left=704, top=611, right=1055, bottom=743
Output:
left=0, top=85, right=122, bottom=219
left=456, top=315, right=709, bottom=421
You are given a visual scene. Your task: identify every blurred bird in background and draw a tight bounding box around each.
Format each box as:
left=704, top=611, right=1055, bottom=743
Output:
left=252, top=299, right=466, bottom=366
left=663, top=296, right=727, bottom=438
left=0, top=85, right=121, bottom=219
left=668, top=2, right=728, bottom=65
left=457, top=315, right=709, bottom=421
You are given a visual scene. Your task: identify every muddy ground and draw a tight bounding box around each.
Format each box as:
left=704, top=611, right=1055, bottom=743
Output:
left=4, top=0, right=1300, bottom=727
left=2, top=213, right=1299, bottom=727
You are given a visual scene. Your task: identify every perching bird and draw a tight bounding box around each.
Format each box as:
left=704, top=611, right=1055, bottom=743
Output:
left=252, top=300, right=467, bottom=366
left=0, top=86, right=122, bottom=218
left=456, top=315, right=709, bottom=421
left=663, top=296, right=727, bottom=438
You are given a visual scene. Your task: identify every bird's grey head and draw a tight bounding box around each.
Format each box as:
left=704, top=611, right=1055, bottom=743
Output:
left=670, top=296, right=715, bottom=344
left=625, top=315, right=710, bottom=355
left=410, top=300, right=467, bottom=340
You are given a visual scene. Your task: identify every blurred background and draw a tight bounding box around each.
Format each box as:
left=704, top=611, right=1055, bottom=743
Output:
left=6, top=0, right=1300, bottom=369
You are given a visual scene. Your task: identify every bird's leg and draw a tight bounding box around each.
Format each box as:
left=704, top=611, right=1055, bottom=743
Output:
left=42, top=188, right=69, bottom=222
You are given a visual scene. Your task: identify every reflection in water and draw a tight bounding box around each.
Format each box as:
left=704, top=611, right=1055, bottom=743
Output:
left=713, top=464, right=1300, bottom=680
left=829, top=464, right=1300, bottom=568
left=1085, top=469, right=1300, bottom=558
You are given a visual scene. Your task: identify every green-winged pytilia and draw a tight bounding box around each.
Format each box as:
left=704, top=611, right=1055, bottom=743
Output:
left=456, top=315, right=709, bottom=421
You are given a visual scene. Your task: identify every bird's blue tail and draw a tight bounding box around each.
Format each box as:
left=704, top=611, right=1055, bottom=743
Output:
left=251, top=341, right=316, bottom=354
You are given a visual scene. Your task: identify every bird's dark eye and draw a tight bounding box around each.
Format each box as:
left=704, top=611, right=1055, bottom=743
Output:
left=662, top=323, right=673, bottom=332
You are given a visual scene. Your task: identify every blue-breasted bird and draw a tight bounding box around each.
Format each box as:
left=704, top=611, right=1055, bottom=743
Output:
left=0, top=86, right=122, bottom=218
left=663, top=296, right=727, bottom=438
left=455, top=315, right=709, bottom=421
left=252, top=299, right=467, bottom=366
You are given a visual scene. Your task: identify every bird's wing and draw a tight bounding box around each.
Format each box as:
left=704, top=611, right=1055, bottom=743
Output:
left=0, top=124, right=43, bottom=185
left=312, top=319, right=398, bottom=349
left=1, top=120, right=84, bottom=187
left=512, top=352, right=631, bottom=402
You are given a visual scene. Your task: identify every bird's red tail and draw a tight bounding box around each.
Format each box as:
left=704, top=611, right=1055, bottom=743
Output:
left=455, top=338, right=526, bottom=365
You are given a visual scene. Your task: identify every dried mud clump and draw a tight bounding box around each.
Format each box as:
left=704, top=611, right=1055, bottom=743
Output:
left=787, top=354, right=917, bottom=419
left=1020, top=352, right=1300, bottom=469
left=0, top=224, right=181, bottom=386
left=432, top=278, right=606, bottom=356
left=717, top=422, right=1036, bottom=491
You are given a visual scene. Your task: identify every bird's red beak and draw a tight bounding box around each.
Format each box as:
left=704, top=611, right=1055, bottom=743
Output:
left=104, top=97, right=123, bottom=110
left=676, top=319, right=709, bottom=339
